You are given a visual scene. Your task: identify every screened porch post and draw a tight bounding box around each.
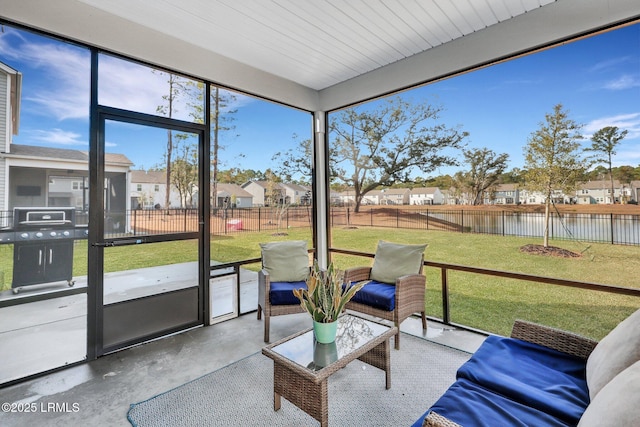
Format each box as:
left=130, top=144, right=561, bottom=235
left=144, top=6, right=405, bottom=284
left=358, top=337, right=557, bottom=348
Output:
left=313, top=111, right=330, bottom=269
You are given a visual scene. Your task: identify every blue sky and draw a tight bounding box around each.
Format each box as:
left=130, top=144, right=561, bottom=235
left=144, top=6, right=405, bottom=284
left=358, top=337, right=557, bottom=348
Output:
left=387, top=22, right=640, bottom=177
left=1, top=22, right=638, bottom=180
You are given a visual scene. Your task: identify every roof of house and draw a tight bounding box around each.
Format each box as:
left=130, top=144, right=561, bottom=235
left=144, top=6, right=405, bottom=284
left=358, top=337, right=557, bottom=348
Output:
left=131, top=170, right=165, bottom=184
left=380, top=188, right=410, bottom=196
left=242, top=180, right=275, bottom=189
left=494, top=183, right=519, bottom=191
left=578, top=180, right=623, bottom=190
left=410, top=187, right=441, bottom=195
left=280, top=183, right=310, bottom=192
left=8, top=144, right=133, bottom=166
left=215, top=183, right=253, bottom=198
left=0, top=60, right=19, bottom=74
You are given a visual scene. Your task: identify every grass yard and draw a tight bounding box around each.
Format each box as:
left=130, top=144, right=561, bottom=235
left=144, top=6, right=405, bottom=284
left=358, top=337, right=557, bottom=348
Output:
left=1, top=226, right=637, bottom=339
left=329, top=227, right=640, bottom=339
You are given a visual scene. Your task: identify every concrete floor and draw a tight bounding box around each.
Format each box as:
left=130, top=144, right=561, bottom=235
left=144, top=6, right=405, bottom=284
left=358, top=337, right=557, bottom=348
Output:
left=0, top=311, right=486, bottom=427
left=0, top=262, right=259, bottom=384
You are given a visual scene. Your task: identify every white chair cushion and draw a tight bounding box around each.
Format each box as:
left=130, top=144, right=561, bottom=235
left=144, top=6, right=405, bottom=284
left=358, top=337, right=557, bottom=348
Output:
left=586, top=308, right=640, bottom=399
left=578, top=360, right=640, bottom=426
left=259, top=240, right=309, bottom=282
left=370, top=240, right=426, bottom=284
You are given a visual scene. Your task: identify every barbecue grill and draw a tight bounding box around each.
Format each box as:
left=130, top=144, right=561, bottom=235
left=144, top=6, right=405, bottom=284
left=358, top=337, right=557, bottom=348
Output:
left=11, top=207, right=84, bottom=294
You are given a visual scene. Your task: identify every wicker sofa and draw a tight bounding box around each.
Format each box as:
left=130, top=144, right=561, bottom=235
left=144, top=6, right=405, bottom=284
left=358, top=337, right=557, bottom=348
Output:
left=412, top=308, right=640, bottom=427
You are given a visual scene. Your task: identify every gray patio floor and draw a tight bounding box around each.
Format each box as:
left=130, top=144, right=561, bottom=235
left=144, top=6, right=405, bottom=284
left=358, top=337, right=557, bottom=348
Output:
left=0, top=263, right=486, bottom=427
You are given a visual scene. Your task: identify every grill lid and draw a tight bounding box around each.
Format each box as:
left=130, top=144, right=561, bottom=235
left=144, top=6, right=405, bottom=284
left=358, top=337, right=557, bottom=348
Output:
left=14, top=207, right=76, bottom=229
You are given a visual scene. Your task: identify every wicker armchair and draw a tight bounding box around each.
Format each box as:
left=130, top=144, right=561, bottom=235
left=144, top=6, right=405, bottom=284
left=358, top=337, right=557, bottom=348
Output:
left=509, top=319, right=597, bottom=360
left=256, top=240, right=310, bottom=343
left=342, top=241, right=427, bottom=350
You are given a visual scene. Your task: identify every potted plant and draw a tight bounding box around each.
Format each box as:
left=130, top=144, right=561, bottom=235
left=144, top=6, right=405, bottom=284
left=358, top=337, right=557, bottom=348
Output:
left=293, top=261, right=365, bottom=343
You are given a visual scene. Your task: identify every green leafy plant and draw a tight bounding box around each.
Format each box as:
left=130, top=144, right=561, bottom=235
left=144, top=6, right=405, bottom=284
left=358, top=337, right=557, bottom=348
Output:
left=293, top=261, right=365, bottom=323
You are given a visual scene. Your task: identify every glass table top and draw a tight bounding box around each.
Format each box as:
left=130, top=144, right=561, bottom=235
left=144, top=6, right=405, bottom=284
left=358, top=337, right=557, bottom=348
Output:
left=271, top=314, right=391, bottom=371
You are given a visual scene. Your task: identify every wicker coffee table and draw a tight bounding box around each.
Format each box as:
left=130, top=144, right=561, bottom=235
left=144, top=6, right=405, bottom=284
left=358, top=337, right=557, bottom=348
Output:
left=262, top=314, right=398, bottom=426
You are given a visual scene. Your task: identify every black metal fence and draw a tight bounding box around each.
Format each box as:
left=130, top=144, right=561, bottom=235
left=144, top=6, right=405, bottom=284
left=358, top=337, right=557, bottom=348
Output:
left=44, top=207, right=313, bottom=237
left=108, top=206, right=314, bottom=236
left=329, top=207, right=640, bottom=246
left=1, top=207, right=637, bottom=245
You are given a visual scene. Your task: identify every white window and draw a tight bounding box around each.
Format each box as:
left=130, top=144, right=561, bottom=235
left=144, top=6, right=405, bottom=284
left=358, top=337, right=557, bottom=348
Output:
left=137, top=184, right=142, bottom=191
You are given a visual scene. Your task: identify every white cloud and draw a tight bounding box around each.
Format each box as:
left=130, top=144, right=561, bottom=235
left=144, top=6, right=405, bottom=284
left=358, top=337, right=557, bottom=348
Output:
left=612, top=144, right=640, bottom=167
left=602, top=75, right=640, bottom=90
left=98, top=56, right=255, bottom=119
left=584, top=113, right=640, bottom=140
left=27, top=128, right=86, bottom=145
left=3, top=27, right=258, bottom=125
left=98, top=56, right=175, bottom=116
left=589, top=56, right=633, bottom=73
left=6, top=34, right=91, bottom=121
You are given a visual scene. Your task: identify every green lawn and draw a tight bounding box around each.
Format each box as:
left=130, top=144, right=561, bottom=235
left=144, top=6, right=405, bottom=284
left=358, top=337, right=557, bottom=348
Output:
left=2, top=226, right=637, bottom=339
left=330, top=227, right=640, bottom=339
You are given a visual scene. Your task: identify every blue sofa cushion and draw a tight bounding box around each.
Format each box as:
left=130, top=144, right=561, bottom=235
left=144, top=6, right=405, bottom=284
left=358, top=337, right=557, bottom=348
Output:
left=348, top=280, right=395, bottom=311
left=269, top=281, right=306, bottom=305
left=456, top=335, right=589, bottom=425
left=411, top=378, right=572, bottom=427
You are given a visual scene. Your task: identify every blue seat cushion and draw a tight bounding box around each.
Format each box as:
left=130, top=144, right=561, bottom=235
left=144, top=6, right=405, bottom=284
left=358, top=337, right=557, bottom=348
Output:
left=348, top=280, right=395, bottom=311
left=269, top=281, right=306, bottom=305
left=411, top=378, right=572, bottom=427
left=456, top=335, right=589, bottom=425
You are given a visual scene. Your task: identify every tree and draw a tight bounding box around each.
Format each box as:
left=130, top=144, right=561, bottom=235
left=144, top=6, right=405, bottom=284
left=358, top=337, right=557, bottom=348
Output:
left=156, top=73, right=185, bottom=209
left=159, top=78, right=238, bottom=209
left=523, top=104, right=585, bottom=247
left=180, top=84, right=239, bottom=208
left=499, top=167, right=524, bottom=184
left=585, top=126, right=628, bottom=203
left=264, top=169, right=289, bottom=234
left=458, top=148, right=509, bottom=205
left=423, top=174, right=455, bottom=189
left=217, top=167, right=265, bottom=184
left=330, top=96, right=467, bottom=212
left=210, top=87, right=238, bottom=207
left=272, top=134, right=314, bottom=183
left=614, top=165, right=638, bottom=186
left=170, top=139, right=198, bottom=208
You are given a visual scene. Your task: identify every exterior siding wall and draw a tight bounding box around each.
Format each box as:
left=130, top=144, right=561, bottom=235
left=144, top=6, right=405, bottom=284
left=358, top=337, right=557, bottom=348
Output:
left=0, top=72, right=8, bottom=152
left=0, top=72, right=8, bottom=211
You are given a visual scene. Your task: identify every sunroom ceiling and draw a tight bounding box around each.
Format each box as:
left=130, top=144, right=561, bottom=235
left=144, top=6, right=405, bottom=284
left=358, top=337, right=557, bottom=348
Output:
left=77, top=0, right=554, bottom=91
left=1, top=0, right=639, bottom=111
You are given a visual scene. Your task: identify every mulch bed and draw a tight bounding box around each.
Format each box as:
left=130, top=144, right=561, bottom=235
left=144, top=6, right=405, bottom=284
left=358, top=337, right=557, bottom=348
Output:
left=519, top=244, right=582, bottom=258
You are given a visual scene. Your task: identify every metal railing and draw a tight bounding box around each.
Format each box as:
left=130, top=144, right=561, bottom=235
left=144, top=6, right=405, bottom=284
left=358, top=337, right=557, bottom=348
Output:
left=329, top=247, right=640, bottom=337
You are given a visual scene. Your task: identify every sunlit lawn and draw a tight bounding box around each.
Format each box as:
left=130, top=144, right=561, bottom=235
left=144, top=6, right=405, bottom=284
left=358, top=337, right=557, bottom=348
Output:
left=330, top=227, right=640, bottom=339
left=1, top=226, right=637, bottom=339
